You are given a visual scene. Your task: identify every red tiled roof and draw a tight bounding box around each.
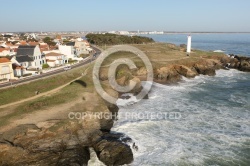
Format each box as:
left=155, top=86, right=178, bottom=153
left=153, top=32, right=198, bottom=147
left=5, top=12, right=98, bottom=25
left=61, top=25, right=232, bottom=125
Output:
left=45, top=52, right=62, bottom=57
left=5, top=42, right=13, bottom=46
left=0, top=58, right=11, bottom=63
left=29, top=42, right=39, bottom=46
left=0, top=48, right=10, bottom=52
left=47, top=60, right=56, bottom=62
left=19, top=41, right=27, bottom=45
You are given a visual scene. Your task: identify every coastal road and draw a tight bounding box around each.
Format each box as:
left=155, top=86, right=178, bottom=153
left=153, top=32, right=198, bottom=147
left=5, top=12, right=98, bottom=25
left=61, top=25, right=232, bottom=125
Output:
left=0, top=46, right=101, bottom=89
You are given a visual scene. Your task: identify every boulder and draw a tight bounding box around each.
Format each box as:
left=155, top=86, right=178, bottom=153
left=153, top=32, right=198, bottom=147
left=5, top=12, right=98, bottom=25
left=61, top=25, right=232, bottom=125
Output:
left=155, top=66, right=182, bottom=84
left=174, top=65, right=198, bottom=78
left=93, top=133, right=133, bottom=166
left=194, top=64, right=216, bottom=76
left=239, top=60, right=250, bottom=72
left=204, top=68, right=216, bottom=76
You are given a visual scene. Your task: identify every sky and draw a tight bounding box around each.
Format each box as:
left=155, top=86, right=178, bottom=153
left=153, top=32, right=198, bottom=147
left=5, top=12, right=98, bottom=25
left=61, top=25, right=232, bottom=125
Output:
left=1, top=0, right=250, bottom=32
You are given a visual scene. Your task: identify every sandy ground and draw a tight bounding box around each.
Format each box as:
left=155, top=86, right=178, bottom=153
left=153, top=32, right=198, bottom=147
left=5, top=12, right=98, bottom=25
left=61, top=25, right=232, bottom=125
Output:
left=0, top=91, right=98, bottom=133
left=0, top=69, right=91, bottom=133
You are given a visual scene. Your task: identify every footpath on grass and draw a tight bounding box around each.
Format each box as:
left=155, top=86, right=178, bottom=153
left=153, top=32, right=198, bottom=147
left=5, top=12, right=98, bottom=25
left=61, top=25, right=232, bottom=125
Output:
left=0, top=68, right=90, bottom=109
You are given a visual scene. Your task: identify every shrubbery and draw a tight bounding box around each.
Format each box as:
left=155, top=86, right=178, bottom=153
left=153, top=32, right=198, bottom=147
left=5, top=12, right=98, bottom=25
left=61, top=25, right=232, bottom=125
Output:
left=86, top=33, right=154, bottom=45
left=42, top=64, right=50, bottom=69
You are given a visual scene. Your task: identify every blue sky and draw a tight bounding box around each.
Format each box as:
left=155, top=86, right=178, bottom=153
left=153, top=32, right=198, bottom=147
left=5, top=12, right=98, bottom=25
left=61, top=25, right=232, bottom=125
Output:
left=1, top=0, right=249, bottom=32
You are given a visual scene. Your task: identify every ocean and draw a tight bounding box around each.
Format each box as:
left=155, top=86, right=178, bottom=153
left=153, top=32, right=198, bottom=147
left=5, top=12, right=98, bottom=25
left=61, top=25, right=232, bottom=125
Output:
left=112, top=34, right=250, bottom=165
left=141, top=33, right=250, bottom=57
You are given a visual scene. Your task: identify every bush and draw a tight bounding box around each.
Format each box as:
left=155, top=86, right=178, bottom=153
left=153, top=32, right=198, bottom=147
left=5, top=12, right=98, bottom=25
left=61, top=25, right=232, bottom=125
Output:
left=80, top=54, right=89, bottom=59
left=42, top=64, right=50, bottom=69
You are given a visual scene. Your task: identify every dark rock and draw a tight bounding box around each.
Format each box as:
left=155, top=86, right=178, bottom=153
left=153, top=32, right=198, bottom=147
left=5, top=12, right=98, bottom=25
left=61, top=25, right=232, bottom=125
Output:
left=99, top=117, right=114, bottom=132
left=143, top=94, right=149, bottom=99
left=235, top=55, right=250, bottom=61
left=57, top=146, right=90, bottom=166
left=194, top=64, right=216, bottom=76
left=93, top=138, right=133, bottom=166
left=180, top=44, right=187, bottom=48
left=204, top=68, right=216, bottom=76
left=220, top=56, right=231, bottom=66
left=119, top=95, right=131, bottom=100
left=239, top=60, right=250, bottom=72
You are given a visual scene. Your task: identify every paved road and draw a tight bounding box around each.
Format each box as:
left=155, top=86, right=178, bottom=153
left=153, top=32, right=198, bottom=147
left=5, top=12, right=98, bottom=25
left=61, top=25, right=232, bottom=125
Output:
left=0, top=46, right=101, bottom=89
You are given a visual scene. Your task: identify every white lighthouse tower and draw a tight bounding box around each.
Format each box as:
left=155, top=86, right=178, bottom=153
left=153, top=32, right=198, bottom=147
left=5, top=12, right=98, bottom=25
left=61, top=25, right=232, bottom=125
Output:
left=187, top=35, right=192, bottom=56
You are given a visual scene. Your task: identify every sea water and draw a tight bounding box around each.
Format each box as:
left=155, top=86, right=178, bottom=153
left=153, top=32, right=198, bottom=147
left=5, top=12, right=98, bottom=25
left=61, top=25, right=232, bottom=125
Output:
left=141, top=33, right=250, bottom=57
left=112, top=34, right=250, bottom=165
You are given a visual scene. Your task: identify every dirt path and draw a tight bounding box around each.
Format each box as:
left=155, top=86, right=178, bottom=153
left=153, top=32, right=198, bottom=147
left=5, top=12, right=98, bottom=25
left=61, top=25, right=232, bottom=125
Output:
left=0, top=90, right=97, bottom=133
left=0, top=97, right=83, bottom=133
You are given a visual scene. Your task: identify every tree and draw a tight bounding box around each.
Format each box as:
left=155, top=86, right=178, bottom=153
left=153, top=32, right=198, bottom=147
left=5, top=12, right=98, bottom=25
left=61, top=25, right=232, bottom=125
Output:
left=85, top=33, right=154, bottom=45
left=42, top=64, right=49, bottom=69
left=43, top=37, right=56, bottom=46
left=43, top=37, right=51, bottom=43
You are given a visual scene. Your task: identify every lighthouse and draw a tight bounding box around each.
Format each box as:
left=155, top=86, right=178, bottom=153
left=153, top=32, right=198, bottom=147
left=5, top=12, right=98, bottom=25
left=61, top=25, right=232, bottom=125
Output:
left=187, top=35, right=192, bottom=56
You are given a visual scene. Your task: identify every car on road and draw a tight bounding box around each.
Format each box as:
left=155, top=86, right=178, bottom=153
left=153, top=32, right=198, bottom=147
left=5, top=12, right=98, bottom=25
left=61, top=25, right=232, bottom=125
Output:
left=64, top=66, right=71, bottom=71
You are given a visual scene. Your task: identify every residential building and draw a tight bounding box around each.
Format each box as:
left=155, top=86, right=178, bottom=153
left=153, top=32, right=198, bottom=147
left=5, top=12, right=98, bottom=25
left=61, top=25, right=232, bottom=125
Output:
left=39, top=42, right=50, bottom=52
left=0, top=48, right=11, bottom=56
left=66, top=41, right=92, bottom=56
left=74, top=41, right=90, bottom=55
left=59, top=45, right=76, bottom=60
left=0, top=58, right=14, bottom=82
left=45, top=52, right=67, bottom=67
left=12, top=63, right=26, bottom=77
left=16, top=45, right=45, bottom=69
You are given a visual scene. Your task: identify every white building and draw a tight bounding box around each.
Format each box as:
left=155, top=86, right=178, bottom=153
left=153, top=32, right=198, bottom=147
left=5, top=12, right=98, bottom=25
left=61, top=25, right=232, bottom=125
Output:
left=74, top=41, right=92, bottom=55
left=16, top=45, right=45, bottom=69
left=59, top=45, right=76, bottom=60
left=119, top=31, right=130, bottom=35
left=0, top=58, right=14, bottom=82
left=45, top=52, right=67, bottom=67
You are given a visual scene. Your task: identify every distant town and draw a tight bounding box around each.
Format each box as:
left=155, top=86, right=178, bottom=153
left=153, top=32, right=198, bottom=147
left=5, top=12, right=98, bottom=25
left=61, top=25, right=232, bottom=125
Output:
left=0, top=32, right=97, bottom=84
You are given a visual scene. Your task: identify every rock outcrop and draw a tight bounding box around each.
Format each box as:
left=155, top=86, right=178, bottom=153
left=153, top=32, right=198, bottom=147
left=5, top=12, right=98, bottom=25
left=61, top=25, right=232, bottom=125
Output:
left=93, top=132, right=133, bottom=166
left=226, top=54, right=250, bottom=72
left=0, top=105, right=133, bottom=166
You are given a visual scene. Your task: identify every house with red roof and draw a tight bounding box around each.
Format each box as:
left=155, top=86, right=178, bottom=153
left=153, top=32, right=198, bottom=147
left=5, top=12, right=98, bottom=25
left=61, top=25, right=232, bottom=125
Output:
left=45, top=52, right=67, bottom=67
left=0, top=47, right=11, bottom=56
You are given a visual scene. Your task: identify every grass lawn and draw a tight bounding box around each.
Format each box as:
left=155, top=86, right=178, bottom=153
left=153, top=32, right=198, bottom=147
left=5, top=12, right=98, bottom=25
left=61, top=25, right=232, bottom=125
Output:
left=0, top=65, right=89, bottom=106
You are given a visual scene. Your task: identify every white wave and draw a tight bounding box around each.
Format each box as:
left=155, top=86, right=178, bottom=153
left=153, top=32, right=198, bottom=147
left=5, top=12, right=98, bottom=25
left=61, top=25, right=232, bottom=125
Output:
left=88, top=148, right=106, bottom=166
left=213, top=50, right=225, bottom=53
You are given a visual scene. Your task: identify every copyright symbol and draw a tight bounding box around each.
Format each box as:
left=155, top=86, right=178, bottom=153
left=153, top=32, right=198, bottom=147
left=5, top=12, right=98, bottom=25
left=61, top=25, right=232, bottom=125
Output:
left=93, top=45, right=153, bottom=104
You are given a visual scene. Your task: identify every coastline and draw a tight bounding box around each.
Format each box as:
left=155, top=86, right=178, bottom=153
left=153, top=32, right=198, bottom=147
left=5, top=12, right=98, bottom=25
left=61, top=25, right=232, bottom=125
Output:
left=0, top=43, right=249, bottom=165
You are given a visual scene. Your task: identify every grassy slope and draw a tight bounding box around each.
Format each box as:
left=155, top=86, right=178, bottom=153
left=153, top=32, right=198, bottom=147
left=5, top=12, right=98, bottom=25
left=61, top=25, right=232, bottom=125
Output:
left=0, top=69, right=98, bottom=128
left=0, top=65, right=89, bottom=106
